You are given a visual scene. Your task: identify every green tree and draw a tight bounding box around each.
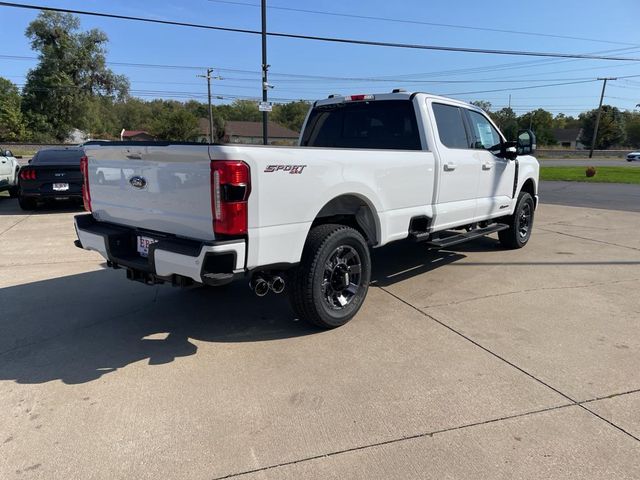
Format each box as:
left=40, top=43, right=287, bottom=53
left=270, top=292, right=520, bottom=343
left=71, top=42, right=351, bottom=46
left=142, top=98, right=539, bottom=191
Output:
left=519, top=109, right=555, bottom=145
left=579, top=105, right=626, bottom=149
left=217, top=100, right=261, bottom=122
left=272, top=100, right=311, bottom=132
left=151, top=109, right=199, bottom=141
left=470, top=100, right=492, bottom=113
left=552, top=113, right=581, bottom=130
left=21, top=11, right=129, bottom=141
left=0, top=77, right=26, bottom=141
left=490, top=107, right=518, bottom=140
left=624, top=113, right=640, bottom=148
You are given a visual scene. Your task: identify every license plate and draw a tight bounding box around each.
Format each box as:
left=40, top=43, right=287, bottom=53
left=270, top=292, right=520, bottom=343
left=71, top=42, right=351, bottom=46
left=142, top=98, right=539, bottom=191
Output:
left=53, top=182, right=69, bottom=191
left=137, top=235, right=157, bottom=258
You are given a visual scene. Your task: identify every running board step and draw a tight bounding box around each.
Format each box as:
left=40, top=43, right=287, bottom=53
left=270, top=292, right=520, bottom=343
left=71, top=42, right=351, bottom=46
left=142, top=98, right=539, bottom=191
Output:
left=425, top=224, right=509, bottom=248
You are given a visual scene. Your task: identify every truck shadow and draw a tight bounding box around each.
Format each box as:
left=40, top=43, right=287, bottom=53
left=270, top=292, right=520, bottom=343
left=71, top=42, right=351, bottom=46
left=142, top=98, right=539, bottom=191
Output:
left=0, top=242, right=477, bottom=385
left=371, top=239, right=469, bottom=287
left=0, top=270, right=319, bottom=385
left=0, top=195, right=83, bottom=215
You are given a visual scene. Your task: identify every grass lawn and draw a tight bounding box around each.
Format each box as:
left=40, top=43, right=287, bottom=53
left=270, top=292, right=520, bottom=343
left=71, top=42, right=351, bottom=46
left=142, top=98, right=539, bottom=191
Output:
left=540, top=166, right=640, bottom=185
left=9, top=148, right=37, bottom=158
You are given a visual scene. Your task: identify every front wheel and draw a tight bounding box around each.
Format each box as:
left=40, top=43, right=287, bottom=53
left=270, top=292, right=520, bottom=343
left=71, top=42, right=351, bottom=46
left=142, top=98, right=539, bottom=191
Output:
left=498, top=192, right=535, bottom=249
left=289, top=224, right=371, bottom=329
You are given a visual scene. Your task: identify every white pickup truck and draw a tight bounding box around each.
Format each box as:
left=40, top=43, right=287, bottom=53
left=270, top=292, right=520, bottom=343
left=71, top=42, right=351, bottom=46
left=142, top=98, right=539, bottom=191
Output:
left=74, top=91, right=539, bottom=328
left=0, top=147, right=20, bottom=197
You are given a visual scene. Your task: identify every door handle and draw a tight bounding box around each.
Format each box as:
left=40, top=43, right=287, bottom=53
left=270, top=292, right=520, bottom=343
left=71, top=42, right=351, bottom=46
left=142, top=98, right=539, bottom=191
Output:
left=482, top=162, right=493, bottom=170
left=444, top=163, right=457, bottom=171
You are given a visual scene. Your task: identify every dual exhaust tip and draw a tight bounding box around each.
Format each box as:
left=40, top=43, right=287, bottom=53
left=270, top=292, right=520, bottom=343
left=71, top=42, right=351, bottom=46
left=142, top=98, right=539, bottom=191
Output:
left=250, top=274, right=285, bottom=296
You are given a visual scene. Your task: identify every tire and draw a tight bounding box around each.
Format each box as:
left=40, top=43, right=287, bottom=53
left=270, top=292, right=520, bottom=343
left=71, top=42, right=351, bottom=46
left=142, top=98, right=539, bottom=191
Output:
left=18, top=195, right=37, bottom=211
left=498, top=192, right=535, bottom=249
left=289, top=224, right=371, bottom=329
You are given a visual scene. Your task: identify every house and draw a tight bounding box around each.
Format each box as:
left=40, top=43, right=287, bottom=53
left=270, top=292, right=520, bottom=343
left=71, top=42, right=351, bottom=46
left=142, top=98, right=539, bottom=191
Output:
left=222, top=121, right=299, bottom=145
left=120, top=129, right=155, bottom=141
left=194, top=118, right=214, bottom=143
left=66, top=128, right=89, bottom=144
left=552, top=128, right=584, bottom=149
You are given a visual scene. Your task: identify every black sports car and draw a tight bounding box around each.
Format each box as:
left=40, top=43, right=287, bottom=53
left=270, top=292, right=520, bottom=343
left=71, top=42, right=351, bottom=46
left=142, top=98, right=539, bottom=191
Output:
left=18, top=147, right=85, bottom=210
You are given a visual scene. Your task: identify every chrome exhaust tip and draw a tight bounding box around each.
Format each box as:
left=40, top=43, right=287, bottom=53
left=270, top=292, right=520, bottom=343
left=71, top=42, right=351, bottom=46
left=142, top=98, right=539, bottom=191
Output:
left=250, top=276, right=270, bottom=297
left=269, top=275, right=285, bottom=294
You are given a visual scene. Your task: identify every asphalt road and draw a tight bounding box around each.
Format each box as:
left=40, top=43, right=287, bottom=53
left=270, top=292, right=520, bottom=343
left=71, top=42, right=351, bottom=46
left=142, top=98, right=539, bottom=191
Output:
left=1, top=196, right=640, bottom=479
left=540, top=180, right=640, bottom=212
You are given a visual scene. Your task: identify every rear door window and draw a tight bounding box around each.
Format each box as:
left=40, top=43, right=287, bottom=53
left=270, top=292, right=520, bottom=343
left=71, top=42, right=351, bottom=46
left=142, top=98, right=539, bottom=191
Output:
left=301, top=100, right=422, bottom=150
left=432, top=103, right=470, bottom=149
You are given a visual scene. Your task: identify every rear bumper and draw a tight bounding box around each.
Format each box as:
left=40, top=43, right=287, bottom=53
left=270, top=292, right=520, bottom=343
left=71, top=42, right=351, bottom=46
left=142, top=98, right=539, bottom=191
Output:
left=20, top=183, right=83, bottom=199
left=74, top=214, right=246, bottom=286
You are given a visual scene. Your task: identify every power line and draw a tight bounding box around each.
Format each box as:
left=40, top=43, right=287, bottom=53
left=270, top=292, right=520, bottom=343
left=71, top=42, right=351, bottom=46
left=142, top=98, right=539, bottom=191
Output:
left=443, top=79, right=600, bottom=96
left=4, top=53, right=640, bottom=87
left=208, top=0, right=637, bottom=47
left=1, top=2, right=640, bottom=61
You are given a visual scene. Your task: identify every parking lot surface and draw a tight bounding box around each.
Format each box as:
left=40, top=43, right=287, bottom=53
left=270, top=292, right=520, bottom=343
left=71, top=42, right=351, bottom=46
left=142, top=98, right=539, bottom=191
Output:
left=1, top=194, right=639, bottom=479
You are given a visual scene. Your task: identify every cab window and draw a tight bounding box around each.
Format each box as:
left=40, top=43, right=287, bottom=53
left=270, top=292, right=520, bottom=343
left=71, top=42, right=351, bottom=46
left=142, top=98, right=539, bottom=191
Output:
left=466, top=110, right=502, bottom=150
left=432, top=103, right=469, bottom=149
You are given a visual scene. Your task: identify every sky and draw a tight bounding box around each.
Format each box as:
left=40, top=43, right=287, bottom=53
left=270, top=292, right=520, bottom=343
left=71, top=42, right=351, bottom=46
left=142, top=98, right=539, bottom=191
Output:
left=1, top=0, right=640, bottom=117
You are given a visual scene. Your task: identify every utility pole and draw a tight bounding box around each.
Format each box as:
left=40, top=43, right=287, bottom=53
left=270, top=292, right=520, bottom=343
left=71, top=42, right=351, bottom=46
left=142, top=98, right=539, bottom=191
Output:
left=589, top=77, right=617, bottom=158
left=261, top=0, right=269, bottom=145
left=197, top=68, right=222, bottom=143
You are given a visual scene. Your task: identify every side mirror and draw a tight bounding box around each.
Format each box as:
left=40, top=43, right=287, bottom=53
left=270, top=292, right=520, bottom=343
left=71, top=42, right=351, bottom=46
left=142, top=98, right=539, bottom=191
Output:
left=517, top=130, right=536, bottom=156
left=491, top=141, right=518, bottom=160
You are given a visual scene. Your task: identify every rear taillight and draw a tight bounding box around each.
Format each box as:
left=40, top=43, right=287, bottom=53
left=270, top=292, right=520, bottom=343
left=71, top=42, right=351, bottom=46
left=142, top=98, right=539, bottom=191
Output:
left=211, top=161, right=250, bottom=235
left=80, top=155, right=91, bottom=212
left=19, top=169, right=36, bottom=180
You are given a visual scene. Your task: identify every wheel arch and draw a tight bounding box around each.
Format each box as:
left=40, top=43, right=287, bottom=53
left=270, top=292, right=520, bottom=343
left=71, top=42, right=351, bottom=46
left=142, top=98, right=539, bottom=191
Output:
left=519, top=177, right=537, bottom=206
left=311, top=193, right=381, bottom=246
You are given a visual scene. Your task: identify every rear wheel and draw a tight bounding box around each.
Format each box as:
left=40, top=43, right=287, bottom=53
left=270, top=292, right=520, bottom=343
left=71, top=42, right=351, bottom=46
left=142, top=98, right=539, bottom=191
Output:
left=289, top=224, right=371, bottom=329
left=18, top=195, right=37, bottom=211
left=498, top=192, right=535, bottom=249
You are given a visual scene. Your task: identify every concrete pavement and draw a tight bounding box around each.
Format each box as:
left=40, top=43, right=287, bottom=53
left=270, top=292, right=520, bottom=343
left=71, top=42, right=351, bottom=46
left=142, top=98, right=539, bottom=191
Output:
left=0, top=195, right=639, bottom=479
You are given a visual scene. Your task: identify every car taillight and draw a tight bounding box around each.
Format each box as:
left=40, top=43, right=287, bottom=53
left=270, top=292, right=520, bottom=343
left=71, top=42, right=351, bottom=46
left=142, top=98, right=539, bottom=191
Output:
left=80, top=155, right=91, bottom=212
left=211, top=161, right=250, bottom=236
left=19, top=169, right=36, bottom=180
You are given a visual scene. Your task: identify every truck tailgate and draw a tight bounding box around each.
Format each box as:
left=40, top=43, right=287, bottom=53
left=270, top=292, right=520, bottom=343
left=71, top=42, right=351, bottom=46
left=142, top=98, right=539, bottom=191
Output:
left=85, top=144, right=214, bottom=241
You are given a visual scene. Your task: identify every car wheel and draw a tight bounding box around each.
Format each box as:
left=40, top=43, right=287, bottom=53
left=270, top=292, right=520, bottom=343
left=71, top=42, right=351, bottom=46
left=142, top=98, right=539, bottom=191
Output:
left=18, top=195, right=37, bottom=211
left=498, top=192, right=535, bottom=249
left=289, top=224, right=371, bottom=329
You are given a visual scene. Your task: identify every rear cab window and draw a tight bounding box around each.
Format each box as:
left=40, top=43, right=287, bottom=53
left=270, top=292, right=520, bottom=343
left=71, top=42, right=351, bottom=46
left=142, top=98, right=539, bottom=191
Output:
left=32, top=149, right=84, bottom=165
left=301, top=100, right=422, bottom=150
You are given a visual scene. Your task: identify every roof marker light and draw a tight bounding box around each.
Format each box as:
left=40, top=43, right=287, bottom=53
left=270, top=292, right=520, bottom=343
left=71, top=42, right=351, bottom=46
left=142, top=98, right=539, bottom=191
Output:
left=345, top=94, right=374, bottom=102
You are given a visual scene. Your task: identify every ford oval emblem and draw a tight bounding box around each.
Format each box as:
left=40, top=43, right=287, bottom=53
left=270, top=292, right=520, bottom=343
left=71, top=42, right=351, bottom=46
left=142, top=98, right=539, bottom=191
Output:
left=129, top=176, right=147, bottom=189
